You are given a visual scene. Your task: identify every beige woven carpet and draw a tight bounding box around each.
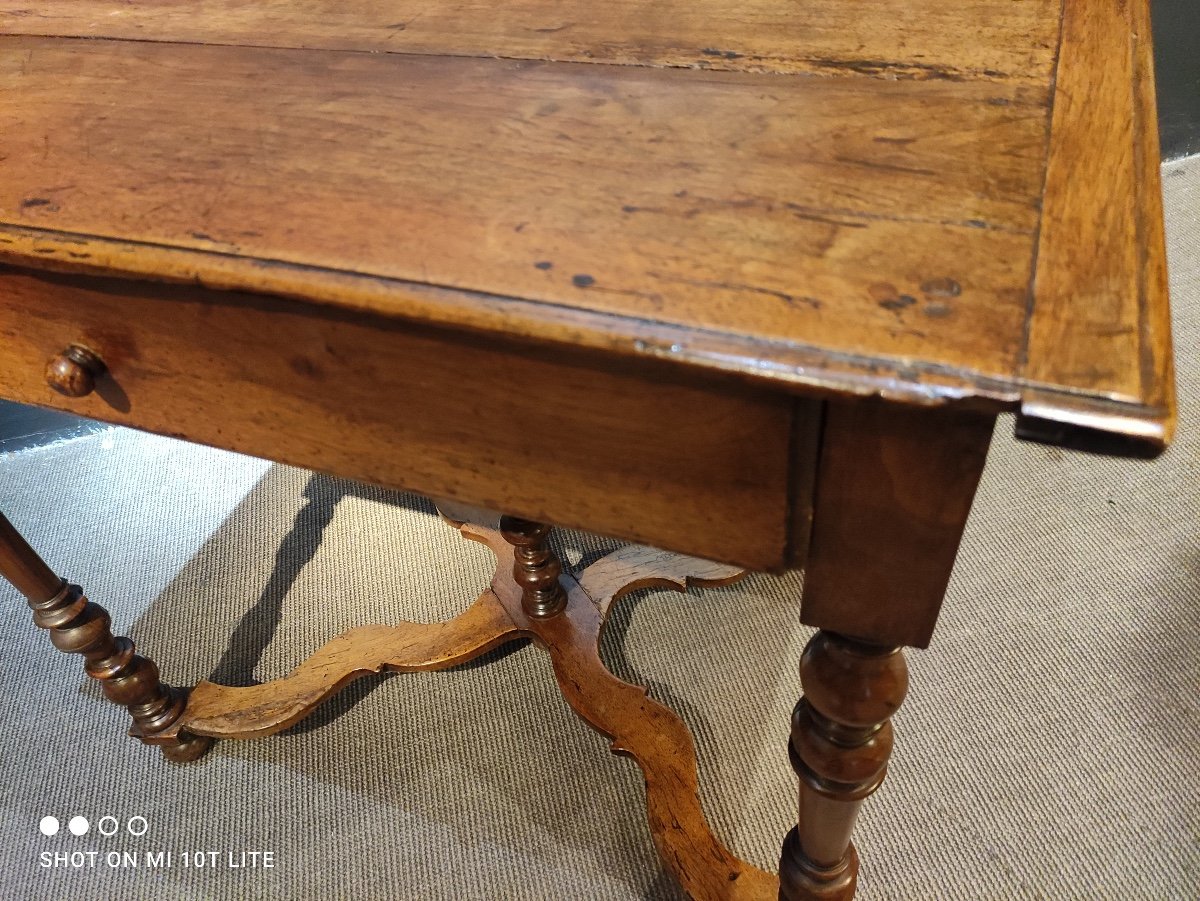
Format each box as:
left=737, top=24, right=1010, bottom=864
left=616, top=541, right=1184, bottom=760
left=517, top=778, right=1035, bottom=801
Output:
left=2, top=157, right=1198, bottom=901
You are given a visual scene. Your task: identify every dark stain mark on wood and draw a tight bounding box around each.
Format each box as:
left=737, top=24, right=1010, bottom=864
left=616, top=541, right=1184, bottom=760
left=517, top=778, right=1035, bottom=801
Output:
left=834, top=155, right=937, bottom=177
left=386, top=22, right=407, bottom=31
left=20, top=197, right=57, bottom=211
left=796, top=56, right=997, bottom=82
left=649, top=272, right=821, bottom=310
left=289, top=356, right=322, bottom=378
left=920, top=277, right=961, bottom=297
left=534, top=261, right=553, bottom=270
left=572, top=273, right=596, bottom=288
left=1089, top=325, right=1137, bottom=338
left=870, top=283, right=919, bottom=314
left=189, top=231, right=217, bottom=242
left=514, top=222, right=528, bottom=233
left=788, top=209, right=868, bottom=229
left=880, top=294, right=918, bottom=312
left=924, top=302, right=952, bottom=318
left=701, top=48, right=744, bottom=60
left=965, top=219, right=989, bottom=229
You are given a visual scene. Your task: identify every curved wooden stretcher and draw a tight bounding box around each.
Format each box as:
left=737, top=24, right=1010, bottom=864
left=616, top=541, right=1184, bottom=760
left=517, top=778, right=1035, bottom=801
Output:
left=3, top=507, right=777, bottom=899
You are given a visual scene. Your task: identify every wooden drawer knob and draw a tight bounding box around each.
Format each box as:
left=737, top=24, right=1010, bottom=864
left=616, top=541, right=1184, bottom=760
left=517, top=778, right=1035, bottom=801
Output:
left=45, top=345, right=106, bottom=398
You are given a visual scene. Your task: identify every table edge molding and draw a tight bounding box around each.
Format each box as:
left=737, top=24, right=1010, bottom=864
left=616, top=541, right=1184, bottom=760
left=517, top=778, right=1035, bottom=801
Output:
left=1, top=221, right=1174, bottom=457
left=1022, top=0, right=1175, bottom=457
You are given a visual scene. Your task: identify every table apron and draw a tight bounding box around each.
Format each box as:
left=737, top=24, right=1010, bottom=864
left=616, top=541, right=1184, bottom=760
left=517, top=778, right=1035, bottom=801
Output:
left=0, top=268, right=819, bottom=570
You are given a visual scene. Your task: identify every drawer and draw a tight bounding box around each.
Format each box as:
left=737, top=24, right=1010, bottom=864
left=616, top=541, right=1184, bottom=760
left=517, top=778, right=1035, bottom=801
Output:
left=0, top=267, right=819, bottom=570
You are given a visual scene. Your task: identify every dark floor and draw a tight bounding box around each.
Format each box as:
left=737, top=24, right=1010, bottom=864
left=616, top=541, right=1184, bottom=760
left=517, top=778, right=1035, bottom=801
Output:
left=0, top=400, right=105, bottom=453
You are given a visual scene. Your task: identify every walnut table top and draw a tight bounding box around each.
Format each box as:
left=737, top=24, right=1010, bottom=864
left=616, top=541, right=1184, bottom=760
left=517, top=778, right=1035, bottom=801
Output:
left=0, top=0, right=1174, bottom=454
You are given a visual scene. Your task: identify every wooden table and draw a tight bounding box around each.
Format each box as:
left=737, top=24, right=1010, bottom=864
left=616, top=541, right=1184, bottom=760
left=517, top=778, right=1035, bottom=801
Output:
left=0, top=3, right=1173, bottom=898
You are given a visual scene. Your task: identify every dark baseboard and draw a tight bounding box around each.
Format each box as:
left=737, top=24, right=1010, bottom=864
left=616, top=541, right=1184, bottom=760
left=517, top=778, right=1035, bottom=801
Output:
left=1154, top=0, right=1200, bottom=161
left=0, top=400, right=106, bottom=454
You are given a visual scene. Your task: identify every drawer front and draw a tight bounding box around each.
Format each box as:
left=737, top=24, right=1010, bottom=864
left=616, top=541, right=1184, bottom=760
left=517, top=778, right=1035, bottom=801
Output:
left=0, top=268, right=817, bottom=570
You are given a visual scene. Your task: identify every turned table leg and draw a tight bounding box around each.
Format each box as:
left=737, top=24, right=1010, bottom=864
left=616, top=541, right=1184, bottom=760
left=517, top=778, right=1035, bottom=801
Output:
left=780, top=634, right=907, bottom=899
left=0, top=512, right=211, bottom=762
left=781, top=400, right=995, bottom=899
left=500, top=515, right=567, bottom=618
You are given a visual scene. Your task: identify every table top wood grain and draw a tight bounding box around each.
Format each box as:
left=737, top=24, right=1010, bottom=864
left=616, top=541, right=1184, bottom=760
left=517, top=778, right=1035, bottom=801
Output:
left=0, top=0, right=1173, bottom=456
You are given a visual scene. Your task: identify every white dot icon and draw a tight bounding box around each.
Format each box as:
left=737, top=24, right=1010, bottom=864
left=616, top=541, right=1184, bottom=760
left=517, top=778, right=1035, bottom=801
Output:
left=68, top=816, right=90, bottom=836
left=38, top=816, right=60, bottom=837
